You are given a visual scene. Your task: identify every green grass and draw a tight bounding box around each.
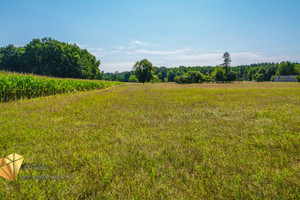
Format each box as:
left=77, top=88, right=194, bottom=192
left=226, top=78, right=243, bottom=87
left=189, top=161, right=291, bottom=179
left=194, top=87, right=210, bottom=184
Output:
left=0, top=82, right=299, bottom=199
left=0, top=71, right=122, bottom=102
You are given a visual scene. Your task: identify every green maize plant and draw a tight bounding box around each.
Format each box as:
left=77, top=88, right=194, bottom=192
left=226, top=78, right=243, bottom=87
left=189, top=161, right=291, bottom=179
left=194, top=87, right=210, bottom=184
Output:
left=0, top=72, right=122, bottom=102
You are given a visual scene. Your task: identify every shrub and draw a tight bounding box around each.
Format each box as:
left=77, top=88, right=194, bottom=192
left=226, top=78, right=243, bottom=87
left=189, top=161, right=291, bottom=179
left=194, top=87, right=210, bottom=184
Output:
left=270, top=75, right=276, bottom=82
left=212, top=67, right=225, bottom=82
left=174, top=74, right=193, bottom=84
left=128, top=75, right=138, bottom=82
left=254, top=73, right=264, bottom=82
left=204, top=75, right=212, bottom=82
left=226, top=71, right=237, bottom=82
left=187, top=71, right=204, bottom=83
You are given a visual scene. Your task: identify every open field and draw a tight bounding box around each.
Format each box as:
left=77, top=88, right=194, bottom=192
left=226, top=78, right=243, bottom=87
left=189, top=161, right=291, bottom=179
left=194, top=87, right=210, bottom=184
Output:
left=0, top=82, right=299, bottom=199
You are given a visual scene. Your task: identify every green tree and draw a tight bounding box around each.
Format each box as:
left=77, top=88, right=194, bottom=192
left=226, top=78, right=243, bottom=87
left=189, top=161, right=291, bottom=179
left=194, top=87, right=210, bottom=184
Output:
left=266, top=66, right=276, bottom=81
left=257, top=68, right=267, bottom=81
left=175, top=71, right=183, bottom=77
left=226, top=71, right=237, bottom=82
left=247, top=68, right=254, bottom=81
left=111, top=73, right=117, bottom=81
left=167, top=70, right=175, bottom=82
left=174, top=74, right=193, bottom=84
left=187, top=71, right=204, bottom=83
left=295, top=63, right=300, bottom=74
left=254, top=73, right=264, bottom=82
left=124, top=72, right=131, bottom=82
left=204, top=72, right=212, bottom=82
left=133, top=59, right=154, bottom=83
left=222, top=52, right=231, bottom=82
left=128, top=75, right=138, bottom=82
left=155, top=66, right=167, bottom=82
left=0, top=44, right=24, bottom=71
left=0, top=38, right=101, bottom=79
left=151, top=75, right=159, bottom=83
left=212, top=66, right=225, bottom=82
left=277, top=61, right=296, bottom=75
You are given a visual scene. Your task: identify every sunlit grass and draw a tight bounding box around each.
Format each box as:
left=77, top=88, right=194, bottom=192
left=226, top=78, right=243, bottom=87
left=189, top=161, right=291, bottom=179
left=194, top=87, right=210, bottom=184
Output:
left=0, top=82, right=299, bottom=199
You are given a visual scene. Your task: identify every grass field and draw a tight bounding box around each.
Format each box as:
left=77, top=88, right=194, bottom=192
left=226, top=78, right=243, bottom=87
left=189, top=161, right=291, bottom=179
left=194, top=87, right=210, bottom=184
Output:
left=0, top=82, right=299, bottom=199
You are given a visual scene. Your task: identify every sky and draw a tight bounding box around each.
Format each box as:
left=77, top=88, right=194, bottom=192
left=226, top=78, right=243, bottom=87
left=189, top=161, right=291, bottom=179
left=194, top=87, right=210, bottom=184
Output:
left=1, top=0, right=300, bottom=72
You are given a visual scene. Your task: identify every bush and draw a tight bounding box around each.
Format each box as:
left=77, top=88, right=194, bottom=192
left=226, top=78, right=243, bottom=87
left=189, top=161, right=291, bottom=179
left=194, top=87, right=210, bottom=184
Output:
left=174, top=71, right=204, bottom=84
left=254, top=73, right=264, bottom=82
left=204, top=75, right=212, bottom=82
left=270, top=75, right=276, bottom=82
left=174, top=74, right=193, bottom=84
left=226, top=71, right=237, bottom=82
left=187, top=71, right=204, bottom=83
left=296, top=75, right=300, bottom=82
left=212, top=67, right=225, bottom=82
left=151, top=75, right=160, bottom=83
left=128, top=75, right=138, bottom=82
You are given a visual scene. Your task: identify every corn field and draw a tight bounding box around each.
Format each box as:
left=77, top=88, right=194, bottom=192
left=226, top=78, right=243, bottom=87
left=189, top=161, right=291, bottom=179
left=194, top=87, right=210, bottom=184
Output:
left=0, top=72, right=120, bottom=102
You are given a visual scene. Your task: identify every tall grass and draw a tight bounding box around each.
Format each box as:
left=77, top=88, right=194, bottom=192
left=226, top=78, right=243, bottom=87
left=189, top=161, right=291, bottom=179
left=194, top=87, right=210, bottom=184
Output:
left=0, top=71, right=121, bottom=102
left=0, top=82, right=298, bottom=199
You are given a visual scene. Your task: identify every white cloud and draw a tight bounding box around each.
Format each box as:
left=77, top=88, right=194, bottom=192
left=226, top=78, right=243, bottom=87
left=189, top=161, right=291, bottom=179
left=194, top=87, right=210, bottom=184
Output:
left=77, top=44, right=89, bottom=49
left=76, top=44, right=104, bottom=58
left=110, top=50, right=122, bottom=53
left=123, top=47, right=192, bottom=55
left=69, top=41, right=300, bottom=72
left=231, top=52, right=300, bottom=65
left=87, top=47, right=104, bottom=58
left=164, top=52, right=300, bottom=67
left=100, top=50, right=300, bottom=72
left=128, top=40, right=150, bottom=49
left=133, top=40, right=143, bottom=45
left=101, top=62, right=135, bottom=72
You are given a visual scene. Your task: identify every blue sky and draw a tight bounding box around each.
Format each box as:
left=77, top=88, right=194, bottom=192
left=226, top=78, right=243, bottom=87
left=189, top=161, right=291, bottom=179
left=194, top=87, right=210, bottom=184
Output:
left=1, top=0, right=300, bottom=72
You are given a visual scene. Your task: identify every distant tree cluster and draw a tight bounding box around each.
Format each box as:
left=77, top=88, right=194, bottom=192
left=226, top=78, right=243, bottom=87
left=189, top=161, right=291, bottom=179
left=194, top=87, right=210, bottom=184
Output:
left=0, top=38, right=102, bottom=79
left=103, top=61, right=300, bottom=83
left=102, top=53, right=299, bottom=83
left=103, top=71, right=138, bottom=82
left=173, top=60, right=298, bottom=83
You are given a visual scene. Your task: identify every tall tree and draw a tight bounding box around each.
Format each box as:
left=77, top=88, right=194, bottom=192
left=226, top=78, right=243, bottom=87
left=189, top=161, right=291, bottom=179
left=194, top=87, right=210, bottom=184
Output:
left=167, top=69, right=175, bottom=82
left=133, top=59, right=154, bottom=83
left=187, top=71, right=204, bottom=83
left=277, top=61, right=296, bottom=75
left=0, top=37, right=102, bottom=79
left=222, top=52, right=231, bottom=82
left=124, top=72, right=131, bottom=82
left=212, top=66, right=225, bottom=82
left=0, top=45, right=24, bottom=71
left=154, top=66, right=168, bottom=82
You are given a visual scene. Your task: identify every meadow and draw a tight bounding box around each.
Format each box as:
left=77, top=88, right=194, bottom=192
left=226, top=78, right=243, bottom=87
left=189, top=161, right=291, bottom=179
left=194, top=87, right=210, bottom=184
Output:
left=0, top=82, right=299, bottom=199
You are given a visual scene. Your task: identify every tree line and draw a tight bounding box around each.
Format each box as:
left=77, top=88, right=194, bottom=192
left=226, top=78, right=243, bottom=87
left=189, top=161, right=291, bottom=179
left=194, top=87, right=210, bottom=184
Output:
left=104, top=54, right=300, bottom=83
left=1, top=40, right=299, bottom=83
left=0, top=38, right=102, bottom=79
